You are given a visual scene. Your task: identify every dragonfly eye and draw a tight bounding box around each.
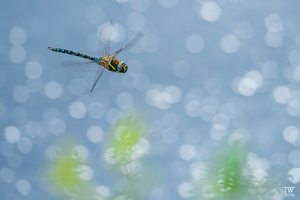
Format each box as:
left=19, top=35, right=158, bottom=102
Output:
left=117, top=62, right=128, bottom=73
left=122, top=63, right=128, bottom=73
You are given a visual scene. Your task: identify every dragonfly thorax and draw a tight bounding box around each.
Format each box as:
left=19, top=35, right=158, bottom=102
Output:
left=99, top=56, right=128, bottom=73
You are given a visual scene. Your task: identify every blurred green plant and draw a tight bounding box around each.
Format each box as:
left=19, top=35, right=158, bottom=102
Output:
left=192, top=140, right=284, bottom=200
left=48, top=153, right=84, bottom=191
left=45, top=114, right=153, bottom=200
left=45, top=139, right=95, bottom=199
left=104, top=114, right=152, bottom=200
left=204, top=142, right=247, bottom=199
left=105, top=114, right=149, bottom=164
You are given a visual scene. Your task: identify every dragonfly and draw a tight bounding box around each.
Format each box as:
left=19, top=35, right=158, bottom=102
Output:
left=48, top=32, right=143, bottom=92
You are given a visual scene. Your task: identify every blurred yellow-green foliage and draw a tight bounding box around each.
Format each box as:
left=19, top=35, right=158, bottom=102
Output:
left=106, top=114, right=149, bottom=165
left=45, top=139, right=89, bottom=198
left=48, top=154, right=84, bottom=190
left=104, top=114, right=152, bottom=199
left=193, top=140, right=284, bottom=200
left=207, top=142, right=247, bottom=199
left=45, top=115, right=152, bottom=200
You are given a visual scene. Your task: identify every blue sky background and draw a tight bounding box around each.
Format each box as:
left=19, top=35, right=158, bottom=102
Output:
left=1, top=0, right=300, bottom=199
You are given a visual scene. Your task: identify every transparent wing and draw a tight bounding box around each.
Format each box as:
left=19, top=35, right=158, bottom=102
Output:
left=103, top=39, right=110, bottom=57
left=60, top=60, right=95, bottom=67
left=101, top=20, right=114, bottom=56
left=60, top=60, right=96, bottom=72
left=113, top=32, right=144, bottom=56
left=90, top=67, right=105, bottom=92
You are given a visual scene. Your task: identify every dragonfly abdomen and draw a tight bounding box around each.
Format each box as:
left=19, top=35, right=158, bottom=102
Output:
left=48, top=47, right=98, bottom=62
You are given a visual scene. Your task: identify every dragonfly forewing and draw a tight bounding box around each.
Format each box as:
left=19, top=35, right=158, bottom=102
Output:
left=113, top=32, right=144, bottom=56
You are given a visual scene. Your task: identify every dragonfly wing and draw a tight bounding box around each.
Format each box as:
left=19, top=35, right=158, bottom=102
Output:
left=101, top=20, right=115, bottom=56
left=60, top=60, right=96, bottom=72
left=113, top=32, right=144, bottom=56
left=103, top=39, right=110, bottom=56
left=90, top=67, right=105, bottom=92
left=60, top=60, right=95, bottom=67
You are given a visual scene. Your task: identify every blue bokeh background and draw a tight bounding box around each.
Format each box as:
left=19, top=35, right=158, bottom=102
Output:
left=1, top=0, right=300, bottom=199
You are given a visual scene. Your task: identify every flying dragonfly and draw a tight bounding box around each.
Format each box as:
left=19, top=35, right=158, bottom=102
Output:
left=48, top=32, right=143, bottom=92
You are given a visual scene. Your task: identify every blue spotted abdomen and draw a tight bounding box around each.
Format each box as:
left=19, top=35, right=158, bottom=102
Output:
left=48, top=47, right=98, bottom=62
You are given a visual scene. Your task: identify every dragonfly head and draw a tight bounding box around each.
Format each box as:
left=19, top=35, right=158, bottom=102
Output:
left=117, top=61, right=128, bottom=73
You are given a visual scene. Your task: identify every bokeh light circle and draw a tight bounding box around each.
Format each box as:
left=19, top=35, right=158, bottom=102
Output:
left=199, top=2, right=222, bottom=22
